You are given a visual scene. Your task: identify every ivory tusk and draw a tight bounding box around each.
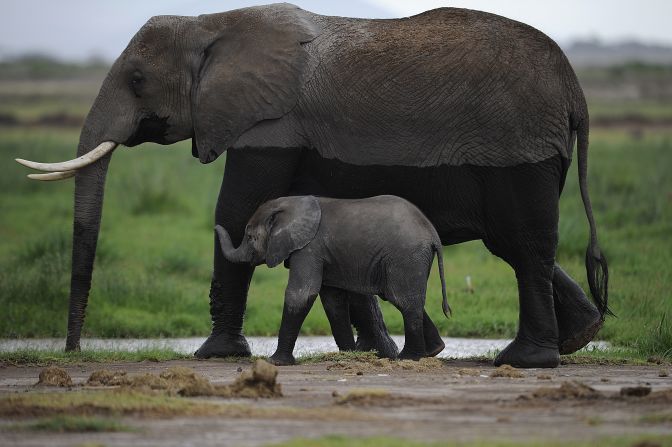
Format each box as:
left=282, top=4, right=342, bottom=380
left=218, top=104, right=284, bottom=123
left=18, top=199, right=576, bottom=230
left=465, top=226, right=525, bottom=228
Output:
left=15, top=141, right=117, bottom=172
left=27, top=170, right=77, bottom=181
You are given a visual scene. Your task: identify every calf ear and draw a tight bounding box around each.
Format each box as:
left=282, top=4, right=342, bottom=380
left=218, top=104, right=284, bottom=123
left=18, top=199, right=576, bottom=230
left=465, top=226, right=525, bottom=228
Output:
left=266, top=196, right=321, bottom=268
left=191, top=4, right=320, bottom=163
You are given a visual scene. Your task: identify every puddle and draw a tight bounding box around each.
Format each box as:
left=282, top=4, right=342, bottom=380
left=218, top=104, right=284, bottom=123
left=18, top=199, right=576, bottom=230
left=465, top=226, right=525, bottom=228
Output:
left=0, top=336, right=608, bottom=358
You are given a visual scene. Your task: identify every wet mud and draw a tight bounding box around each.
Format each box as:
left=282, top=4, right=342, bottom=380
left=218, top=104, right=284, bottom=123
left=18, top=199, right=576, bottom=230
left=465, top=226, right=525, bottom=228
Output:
left=1, top=359, right=670, bottom=447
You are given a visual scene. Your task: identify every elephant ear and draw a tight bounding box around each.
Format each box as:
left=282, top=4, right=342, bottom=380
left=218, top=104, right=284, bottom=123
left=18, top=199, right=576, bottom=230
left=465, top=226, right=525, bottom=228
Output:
left=192, top=4, right=320, bottom=163
left=266, top=196, right=321, bottom=268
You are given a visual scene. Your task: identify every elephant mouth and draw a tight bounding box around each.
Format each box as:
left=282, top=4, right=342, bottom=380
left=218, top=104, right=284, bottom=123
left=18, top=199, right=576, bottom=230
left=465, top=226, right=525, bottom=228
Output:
left=125, top=113, right=170, bottom=147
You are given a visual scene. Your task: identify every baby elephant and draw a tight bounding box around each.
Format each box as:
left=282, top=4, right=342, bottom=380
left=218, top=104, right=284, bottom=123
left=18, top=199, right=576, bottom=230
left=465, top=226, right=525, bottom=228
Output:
left=215, top=195, right=450, bottom=365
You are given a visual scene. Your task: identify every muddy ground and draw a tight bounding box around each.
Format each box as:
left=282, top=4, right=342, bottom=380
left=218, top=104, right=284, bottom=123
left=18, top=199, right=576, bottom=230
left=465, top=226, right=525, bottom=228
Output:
left=0, top=358, right=671, bottom=446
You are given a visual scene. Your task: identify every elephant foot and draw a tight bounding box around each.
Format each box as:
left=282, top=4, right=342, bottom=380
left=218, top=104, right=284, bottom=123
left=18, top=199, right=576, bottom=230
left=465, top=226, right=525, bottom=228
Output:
left=268, top=351, right=296, bottom=366
left=194, top=333, right=251, bottom=359
left=422, top=311, right=445, bottom=357
left=398, top=348, right=423, bottom=361
left=425, top=338, right=445, bottom=357
left=355, top=333, right=399, bottom=359
left=559, top=317, right=604, bottom=355
left=494, top=337, right=560, bottom=369
left=553, top=263, right=604, bottom=355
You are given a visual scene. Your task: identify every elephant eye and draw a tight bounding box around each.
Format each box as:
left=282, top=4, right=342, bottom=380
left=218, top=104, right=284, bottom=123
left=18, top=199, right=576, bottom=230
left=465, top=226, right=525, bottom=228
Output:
left=130, top=71, right=144, bottom=98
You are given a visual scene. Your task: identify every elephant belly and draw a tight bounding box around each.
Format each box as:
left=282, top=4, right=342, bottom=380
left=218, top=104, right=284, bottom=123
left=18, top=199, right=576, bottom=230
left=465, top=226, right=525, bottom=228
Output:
left=290, top=151, right=567, bottom=246
left=320, top=265, right=383, bottom=297
left=291, top=151, right=484, bottom=245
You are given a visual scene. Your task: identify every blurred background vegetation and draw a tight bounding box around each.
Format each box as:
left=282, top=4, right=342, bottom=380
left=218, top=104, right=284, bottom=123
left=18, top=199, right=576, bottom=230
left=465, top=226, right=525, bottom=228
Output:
left=0, top=41, right=670, bottom=359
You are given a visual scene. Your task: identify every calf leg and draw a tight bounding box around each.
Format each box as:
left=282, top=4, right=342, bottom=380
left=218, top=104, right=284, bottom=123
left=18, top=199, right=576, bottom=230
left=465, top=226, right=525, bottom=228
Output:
left=319, top=287, right=357, bottom=352
left=397, top=303, right=426, bottom=360
left=423, top=311, right=445, bottom=357
left=349, top=294, right=399, bottom=358
left=269, top=253, right=323, bottom=366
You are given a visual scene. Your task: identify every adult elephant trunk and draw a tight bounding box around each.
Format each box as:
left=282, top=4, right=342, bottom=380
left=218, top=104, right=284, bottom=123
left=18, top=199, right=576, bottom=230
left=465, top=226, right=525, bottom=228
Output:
left=215, top=225, right=253, bottom=264
left=66, top=125, right=115, bottom=351
left=16, top=105, right=119, bottom=351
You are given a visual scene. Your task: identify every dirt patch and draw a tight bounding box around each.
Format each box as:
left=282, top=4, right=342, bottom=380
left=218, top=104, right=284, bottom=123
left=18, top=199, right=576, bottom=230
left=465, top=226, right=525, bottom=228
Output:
left=85, top=360, right=281, bottom=398
left=645, top=389, right=672, bottom=404
left=490, top=365, right=524, bottom=378
left=456, top=368, right=481, bottom=376
left=537, top=374, right=552, bottom=380
left=520, top=381, right=603, bottom=401
left=0, top=389, right=363, bottom=421
left=631, top=441, right=666, bottom=447
left=334, top=388, right=441, bottom=408
left=36, top=367, right=72, bottom=387
left=326, top=356, right=444, bottom=374
left=0, top=390, right=223, bottom=418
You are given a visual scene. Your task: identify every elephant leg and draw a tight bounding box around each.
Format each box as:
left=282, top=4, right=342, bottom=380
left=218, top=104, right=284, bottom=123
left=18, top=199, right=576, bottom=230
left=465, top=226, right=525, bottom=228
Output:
left=347, top=292, right=399, bottom=359
left=494, top=258, right=560, bottom=368
left=554, top=263, right=603, bottom=354
left=269, top=253, right=323, bottom=366
left=195, top=148, right=302, bottom=359
left=396, top=302, right=426, bottom=361
left=269, top=291, right=318, bottom=365
left=486, top=157, right=561, bottom=368
left=423, top=311, right=445, bottom=357
left=319, top=287, right=357, bottom=352
left=348, top=294, right=399, bottom=358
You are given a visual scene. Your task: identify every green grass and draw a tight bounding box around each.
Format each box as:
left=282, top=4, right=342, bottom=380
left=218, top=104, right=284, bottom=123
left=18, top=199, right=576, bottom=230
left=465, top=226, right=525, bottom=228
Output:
left=0, top=349, right=189, bottom=366
left=268, top=434, right=672, bottom=447
left=1, top=126, right=670, bottom=359
left=11, top=415, right=132, bottom=433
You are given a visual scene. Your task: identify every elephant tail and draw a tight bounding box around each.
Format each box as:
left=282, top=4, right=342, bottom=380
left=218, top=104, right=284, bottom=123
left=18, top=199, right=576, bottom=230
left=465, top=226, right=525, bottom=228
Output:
left=433, top=243, right=451, bottom=318
left=576, top=117, right=611, bottom=317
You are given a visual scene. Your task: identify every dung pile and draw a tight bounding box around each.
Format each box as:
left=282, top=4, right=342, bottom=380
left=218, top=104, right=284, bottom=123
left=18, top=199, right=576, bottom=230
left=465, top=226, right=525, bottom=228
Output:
left=36, top=367, right=73, bottom=387
left=620, top=386, right=652, bottom=397
left=86, top=369, right=128, bottom=386
left=490, top=365, right=524, bottom=379
left=85, top=360, right=282, bottom=398
left=521, top=381, right=603, bottom=401
left=224, top=359, right=282, bottom=398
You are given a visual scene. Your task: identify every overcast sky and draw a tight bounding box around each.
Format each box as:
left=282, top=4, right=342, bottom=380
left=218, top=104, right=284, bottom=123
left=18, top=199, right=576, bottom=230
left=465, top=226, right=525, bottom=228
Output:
left=2, top=0, right=671, bottom=61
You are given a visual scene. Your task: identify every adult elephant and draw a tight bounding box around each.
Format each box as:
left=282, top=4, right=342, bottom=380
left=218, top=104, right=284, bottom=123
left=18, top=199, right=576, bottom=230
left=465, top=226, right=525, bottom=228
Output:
left=17, top=3, right=608, bottom=368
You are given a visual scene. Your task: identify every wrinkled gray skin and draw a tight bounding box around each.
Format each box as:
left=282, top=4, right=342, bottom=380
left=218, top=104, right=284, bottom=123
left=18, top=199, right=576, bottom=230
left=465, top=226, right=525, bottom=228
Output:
left=216, top=195, right=450, bottom=365
left=52, top=3, right=607, bottom=368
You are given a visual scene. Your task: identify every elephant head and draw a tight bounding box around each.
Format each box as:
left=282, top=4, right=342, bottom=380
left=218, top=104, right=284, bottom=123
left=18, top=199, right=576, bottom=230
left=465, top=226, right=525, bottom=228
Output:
left=14, top=4, right=320, bottom=350
left=215, top=196, right=321, bottom=268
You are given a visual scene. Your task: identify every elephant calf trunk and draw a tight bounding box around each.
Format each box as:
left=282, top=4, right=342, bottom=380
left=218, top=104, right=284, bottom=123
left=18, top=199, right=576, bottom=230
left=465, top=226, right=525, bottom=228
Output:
left=215, top=225, right=249, bottom=264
